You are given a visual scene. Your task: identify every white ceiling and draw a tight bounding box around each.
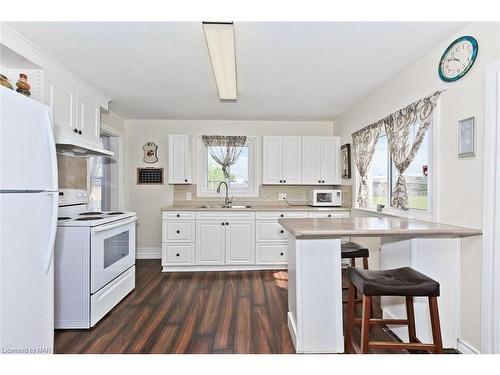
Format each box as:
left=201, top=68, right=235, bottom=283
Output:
left=8, top=22, right=465, bottom=120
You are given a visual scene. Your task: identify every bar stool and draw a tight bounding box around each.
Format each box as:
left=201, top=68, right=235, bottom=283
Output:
left=341, top=241, right=369, bottom=269
left=346, top=266, right=443, bottom=354
left=341, top=241, right=369, bottom=304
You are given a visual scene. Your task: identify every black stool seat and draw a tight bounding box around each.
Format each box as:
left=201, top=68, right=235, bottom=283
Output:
left=347, top=267, right=440, bottom=297
left=341, top=241, right=369, bottom=259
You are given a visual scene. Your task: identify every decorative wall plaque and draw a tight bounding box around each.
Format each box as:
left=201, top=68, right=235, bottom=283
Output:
left=143, top=142, right=158, bottom=164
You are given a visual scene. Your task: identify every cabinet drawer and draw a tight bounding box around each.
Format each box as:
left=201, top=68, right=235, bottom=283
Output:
left=162, top=244, right=195, bottom=265
left=90, top=266, right=135, bottom=327
left=255, top=211, right=308, bottom=220
left=256, top=243, right=288, bottom=264
left=162, top=221, right=195, bottom=242
left=308, top=211, right=350, bottom=218
left=162, top=211, right=196, bottom=220
left=256, top=221, right=288, bottom=242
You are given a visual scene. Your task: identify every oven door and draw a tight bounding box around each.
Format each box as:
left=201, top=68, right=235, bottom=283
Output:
left=90, top=217, right=136, bottom=294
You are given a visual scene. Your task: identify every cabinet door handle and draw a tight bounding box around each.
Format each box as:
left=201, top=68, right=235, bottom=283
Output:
left=280, top=252, right=284, bottom=256
left=78, top=130, right=82, bottom=135
left=283, top=180, right=286, bottom=183
left=176, top=214, right=180, bottom=217
left=176, top=253, right=180, bottom=257
left=74, top=128, right=78, bottom=133
left=226, top=222, right=229, bottom=226
left=318, top=180, right=321, bottom=183
left=176, top=230, right=180, bottom=233
left=222, top=222, right=225, bottom=226
left=280, top=214, right=284, bottom=218
left=328, top=214, right=331, bottom=218
left=280, top=230, right=284, bottom=233
left=184, top=179, right=188, bottom=182
left=322, top=180, right=325, bottom=183
left=279, top=180, right=283, bottom=183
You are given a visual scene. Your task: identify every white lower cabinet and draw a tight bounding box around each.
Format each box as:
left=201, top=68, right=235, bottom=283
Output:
left=225, top=220, right=255, bottom=264
left=161, top=210, right=350, bottom=271
left=196, top=220, right=226, bottom=265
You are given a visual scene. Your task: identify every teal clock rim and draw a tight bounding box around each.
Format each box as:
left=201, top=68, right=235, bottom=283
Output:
left=438, top=35, right=478, bottom=82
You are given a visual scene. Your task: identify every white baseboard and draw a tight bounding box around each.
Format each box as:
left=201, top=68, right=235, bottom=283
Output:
left=457, top=339, right=480, bottom=354
left=136, top=247, right=161, bottom=259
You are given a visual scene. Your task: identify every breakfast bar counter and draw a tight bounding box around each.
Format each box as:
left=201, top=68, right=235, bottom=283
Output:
left=278, top=216, right=481, bottom=353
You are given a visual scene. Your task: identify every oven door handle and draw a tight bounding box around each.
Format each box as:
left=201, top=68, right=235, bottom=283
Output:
left=91, top=216, right=137, bottom=233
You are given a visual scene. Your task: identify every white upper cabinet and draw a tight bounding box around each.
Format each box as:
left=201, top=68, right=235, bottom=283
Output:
left=302, top=136, right=341, bottom=185
left=168, top=134, right=192, bottom=184
left=262, top=136, right=283, bottom=184
left=76, top=92, right=101, bottom=146
left=46, top=76, right=76, bottom=139
left=320, top=136, right=341, bottom=185
left=301, top=136, right=322, bottom=184
left=262, top=136, right=302, bottom=185
left=46, top=74, right=105, bottom=148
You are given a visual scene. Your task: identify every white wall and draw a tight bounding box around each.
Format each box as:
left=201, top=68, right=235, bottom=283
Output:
left=124, top=119, right=334, bottom=258
left=333, top=22, right=500, bottom=352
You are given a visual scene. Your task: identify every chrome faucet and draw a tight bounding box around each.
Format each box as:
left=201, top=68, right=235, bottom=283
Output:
left=216, top=181, right=230, bottom=207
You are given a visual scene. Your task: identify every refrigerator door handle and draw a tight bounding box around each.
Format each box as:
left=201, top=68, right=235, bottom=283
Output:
left=44, top=110, right=58, bottom=191
left=43, top=192, right=59, bottom=274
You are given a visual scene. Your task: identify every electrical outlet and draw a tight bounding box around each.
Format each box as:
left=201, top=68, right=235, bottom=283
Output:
left=279, top=193, right=287, bottom=201
left=186, top=192, right=192, bottom=201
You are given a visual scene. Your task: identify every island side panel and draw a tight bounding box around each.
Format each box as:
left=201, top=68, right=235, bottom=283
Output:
left=288, top=234, right=344, bottom=353
left=380, top=237, right=460, bottom=349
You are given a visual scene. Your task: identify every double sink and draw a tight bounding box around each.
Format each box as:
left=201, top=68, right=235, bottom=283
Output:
left=198, top=204, right=252, bottom=209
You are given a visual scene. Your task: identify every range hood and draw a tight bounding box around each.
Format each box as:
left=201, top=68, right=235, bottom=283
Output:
left=55, top=136, right=114, bottom=157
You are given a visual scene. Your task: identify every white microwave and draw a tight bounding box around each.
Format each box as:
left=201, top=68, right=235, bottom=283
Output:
left=308, top=189, right=342, bottom=207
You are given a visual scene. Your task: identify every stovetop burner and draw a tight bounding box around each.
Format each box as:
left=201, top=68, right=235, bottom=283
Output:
left=107, top=212, right=125, bottom=215
left=75, top=217, right=104, bottom=221
left=58, top=217, right=71, bottom=220
left=79, top=212, right=103, bottom=216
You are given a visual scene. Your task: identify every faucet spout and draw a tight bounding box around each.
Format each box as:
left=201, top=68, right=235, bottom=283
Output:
left=216, top=181, right=230, bottom=207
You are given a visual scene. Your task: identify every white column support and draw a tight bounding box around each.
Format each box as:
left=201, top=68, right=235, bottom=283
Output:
left=287, top=235, right=344, bottom=353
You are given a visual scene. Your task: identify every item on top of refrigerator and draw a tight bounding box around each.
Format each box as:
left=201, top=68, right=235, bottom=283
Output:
left=16, top=73, right=31, bottom=96
left=0, top=74, right=13, bottom=89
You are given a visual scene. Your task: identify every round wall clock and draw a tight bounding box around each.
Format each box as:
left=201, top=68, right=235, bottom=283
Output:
left=438, top=36, right=478, bottom=82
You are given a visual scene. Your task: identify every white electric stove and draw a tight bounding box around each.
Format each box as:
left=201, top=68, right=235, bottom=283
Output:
left=55, top=189, right=137, bottom=329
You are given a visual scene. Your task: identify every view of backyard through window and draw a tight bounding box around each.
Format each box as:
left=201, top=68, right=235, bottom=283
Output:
left=367, top=130, right=429, bottom=210
left=207, top=146, right=249, bottom=190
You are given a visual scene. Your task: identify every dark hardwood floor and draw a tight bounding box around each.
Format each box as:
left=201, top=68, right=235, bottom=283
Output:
left=54, top=260, right=453, bottom=354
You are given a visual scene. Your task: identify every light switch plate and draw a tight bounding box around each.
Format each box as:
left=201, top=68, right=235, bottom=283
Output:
left=279, top=193, right=287, bottom=201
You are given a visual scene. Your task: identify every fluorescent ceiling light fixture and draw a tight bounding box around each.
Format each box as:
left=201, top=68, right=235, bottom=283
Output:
left=202, top=22, right=237, bottom=101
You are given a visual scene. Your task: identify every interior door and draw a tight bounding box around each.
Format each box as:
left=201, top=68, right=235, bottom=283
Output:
left=225, top=220, right=255, bottom=264
left=282, top=136, right=302, bottom=184
left=301, top=136, right=322, bottom=184
left=321, top=137, right=341, bottom=185
left=196, top=220, right=225, bottom=265
left=0, top=192, right=57, bottom=352
left=262, top=136, right=283, bottom=184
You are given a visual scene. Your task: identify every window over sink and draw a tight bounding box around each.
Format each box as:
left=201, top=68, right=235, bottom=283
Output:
left=197, top=136, right=259, bottom=197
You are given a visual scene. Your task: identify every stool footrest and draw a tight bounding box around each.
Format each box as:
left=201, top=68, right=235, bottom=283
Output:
left=368, top=341, right=436, bottom=351
left=353, top=318, right=409, bottom=326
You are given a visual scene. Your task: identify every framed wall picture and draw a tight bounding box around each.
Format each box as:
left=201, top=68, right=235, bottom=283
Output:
left=458, top=117, right=475, bottom=157
left=341, top=143, right=351, bottom=179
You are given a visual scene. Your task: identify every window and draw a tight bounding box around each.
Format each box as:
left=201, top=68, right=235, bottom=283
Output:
left=197, top=137, right=259, bottom=197
left=364, top=125, right=432, bottom=214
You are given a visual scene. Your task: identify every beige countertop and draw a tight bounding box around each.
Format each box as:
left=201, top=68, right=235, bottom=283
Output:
left=278, top=217, right=482, bottom=239
left=160, top=204, right=350, bottom=212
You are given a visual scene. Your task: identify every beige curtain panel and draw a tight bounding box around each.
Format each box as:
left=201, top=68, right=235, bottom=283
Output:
left=201, top=135, right=247, bottom=179
left=351, top=121, right=383, bottom=207
left=384, top=91, right=441, bottom=210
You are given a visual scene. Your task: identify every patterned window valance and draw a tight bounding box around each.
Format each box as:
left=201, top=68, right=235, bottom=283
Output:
left=201, top=135, right=247, bottom=180
left=351, top=90, right=442, bottom=209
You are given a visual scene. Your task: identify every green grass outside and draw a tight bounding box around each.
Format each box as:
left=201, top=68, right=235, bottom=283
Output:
left=372, top=195, right=428, bottom=210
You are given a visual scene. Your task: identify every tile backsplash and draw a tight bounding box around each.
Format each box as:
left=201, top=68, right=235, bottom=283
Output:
left=174, top=184, right=352, bottom=207
left=57, top=154, right=87, bottom=190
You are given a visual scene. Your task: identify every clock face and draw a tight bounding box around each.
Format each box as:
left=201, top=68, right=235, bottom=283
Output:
left=438, top=36, right=478, bottom=82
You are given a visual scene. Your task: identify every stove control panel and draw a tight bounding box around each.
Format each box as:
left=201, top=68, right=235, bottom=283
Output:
left=59, top=189, right=88, bottom=206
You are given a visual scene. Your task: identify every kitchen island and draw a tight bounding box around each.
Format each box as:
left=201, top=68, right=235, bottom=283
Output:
left=278, top=216, right=481, bottom=354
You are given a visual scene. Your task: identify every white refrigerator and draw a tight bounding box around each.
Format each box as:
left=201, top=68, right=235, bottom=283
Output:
left=0, top=86, right=58, bottom=354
